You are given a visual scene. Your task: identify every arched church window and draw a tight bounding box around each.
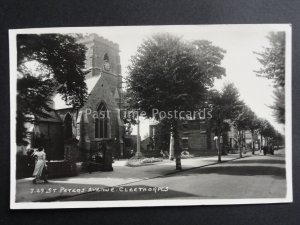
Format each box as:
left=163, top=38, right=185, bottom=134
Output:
left=95, top=103, right=109, bottom=138
left=64, top=113, right=73, bottom=140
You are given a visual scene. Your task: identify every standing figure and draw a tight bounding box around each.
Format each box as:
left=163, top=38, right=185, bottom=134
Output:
left=32, top=147, right=48, bottom=184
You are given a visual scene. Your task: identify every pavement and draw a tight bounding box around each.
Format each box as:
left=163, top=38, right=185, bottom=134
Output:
left=15, top=151, right=261, bottom=202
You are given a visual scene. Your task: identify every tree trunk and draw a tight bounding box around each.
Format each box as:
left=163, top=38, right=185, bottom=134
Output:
left=238, top=130, right=242, bottom=158
left=260, top=134, right=263, bottom=153
left=242, top=130, right=245, bottom=154
left=215, top=125, right=221, bottom=163
left=172, top=121, right=182, bottom=170
left=251, top=130, right=255, bottom=155
left=217, top=135, right=221, bottom=162
left=169, top=130, right=174, bottom=160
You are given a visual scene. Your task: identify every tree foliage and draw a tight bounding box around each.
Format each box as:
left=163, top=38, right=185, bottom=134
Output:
left=255, top=32, right=285, bottom=124
left=208, top=83, right=244, bottom=161
left=126, top=33, right=226, bottom=168
left=255, top=32, right=285, bottom=88
left=258, top=119, right=276, bottom=139
left=270, top=87, right=285, bottom=124
left=235, top=105, right=256, bottom=132
left=209, top=83, right=244, bottom=133
left=234, top=105, right=260, bottom=153
left=17, top=34, right=88, bottom=143
left=126, top=33, right=226, bottom=118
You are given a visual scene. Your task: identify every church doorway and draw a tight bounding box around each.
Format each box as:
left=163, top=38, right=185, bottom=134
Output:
left=64, top=113, right=73, bottom=140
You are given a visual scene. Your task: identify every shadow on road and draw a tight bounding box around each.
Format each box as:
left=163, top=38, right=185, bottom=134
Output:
left=231, top=159, right=285, bottom=165
left=171, top=165, right=286, bottom=179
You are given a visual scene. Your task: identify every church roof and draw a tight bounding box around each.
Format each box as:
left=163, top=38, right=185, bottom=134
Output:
left=52, top=74, right=102, bottom=110
left=39, top=110, right=63, bottom=123
left=86, top=74, right=102, bottom=93
left=34, top=109, right=63, bottom=123
left=52, top=94, right=72, bottom=110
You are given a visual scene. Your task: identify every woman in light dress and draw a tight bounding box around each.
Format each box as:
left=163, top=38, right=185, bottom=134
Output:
left=32, top=147, right=48, bottom=184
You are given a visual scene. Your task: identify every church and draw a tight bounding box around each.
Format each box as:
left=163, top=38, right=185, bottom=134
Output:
left=31, top=34, right=125, bottom=162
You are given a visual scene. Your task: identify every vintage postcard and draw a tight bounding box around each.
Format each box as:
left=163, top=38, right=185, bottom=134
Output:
left=10, top=24, right=292, bottom=209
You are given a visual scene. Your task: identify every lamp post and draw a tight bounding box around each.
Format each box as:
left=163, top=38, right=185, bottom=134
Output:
left=214, top=135, right=221, bottom=162
left=169, top=130, right=175, bottom=160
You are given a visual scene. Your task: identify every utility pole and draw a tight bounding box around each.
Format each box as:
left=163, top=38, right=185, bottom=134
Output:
left=135, top=115, right=143, bottom=158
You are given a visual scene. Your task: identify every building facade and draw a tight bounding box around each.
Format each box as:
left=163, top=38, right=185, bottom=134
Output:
left=31, top=34, right=125, bottom=162
left=178, top=120, right=218, bottom=156
left=144, top=120, right=218, bottom=156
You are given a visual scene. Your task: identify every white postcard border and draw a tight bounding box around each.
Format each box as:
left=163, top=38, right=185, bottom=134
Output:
left=9, top=24, right=293, bottom=209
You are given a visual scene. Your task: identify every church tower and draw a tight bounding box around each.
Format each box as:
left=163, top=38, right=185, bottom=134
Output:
left=78, top=33, right=122, bottom=100
left=77, top=34, right=124, bottom=159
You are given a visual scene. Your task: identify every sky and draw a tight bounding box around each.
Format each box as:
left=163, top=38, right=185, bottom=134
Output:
left=90, top=25, right=289, bottom=138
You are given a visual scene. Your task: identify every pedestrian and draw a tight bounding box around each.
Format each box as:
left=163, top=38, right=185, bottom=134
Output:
left=95, top=151, right=103, bottom=163
left=32, top=147, right=48, bottom=184
left=130, top=149, right=135, bottom=158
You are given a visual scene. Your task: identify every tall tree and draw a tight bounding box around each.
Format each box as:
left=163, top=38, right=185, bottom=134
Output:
left=255, top=31, right=285, bottom=123
left=258, top=118, right=276, bottom=147
left=270, top=87, right=285, bottom=124
left=17, top=34, right=88, bottom=143
left=248, top=113, right=261, bottom=154
left=235, top=105, right=259, bottom=156
left=209, top=83, right=244, bottom=162
left=126, top=33, right=226, bottom=170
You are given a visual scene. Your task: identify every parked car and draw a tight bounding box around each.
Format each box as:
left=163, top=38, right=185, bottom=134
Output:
left=262, top=145, right=274, bottom=155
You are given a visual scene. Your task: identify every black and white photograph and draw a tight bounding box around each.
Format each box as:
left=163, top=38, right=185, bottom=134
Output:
left=9, top=25, right=292, bottom=209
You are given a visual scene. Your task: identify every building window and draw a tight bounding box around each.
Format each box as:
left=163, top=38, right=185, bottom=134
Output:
left=95, top=103, right=109, bottom=139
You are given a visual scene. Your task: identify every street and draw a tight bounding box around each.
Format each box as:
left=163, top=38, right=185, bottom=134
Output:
left=62, top=149, right=286, bottom=201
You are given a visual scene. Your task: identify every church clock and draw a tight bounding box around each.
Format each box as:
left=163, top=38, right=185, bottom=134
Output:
left=103, top=61, right=111, bottom=71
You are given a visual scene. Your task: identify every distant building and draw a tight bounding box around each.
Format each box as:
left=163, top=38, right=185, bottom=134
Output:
left=145, top=120, right=218, bottom=156
left=226, top=123, right=261, bottom=151
left=178, top=120, right=217, bottom=156
left=145, top=119, right=265, bottom=156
